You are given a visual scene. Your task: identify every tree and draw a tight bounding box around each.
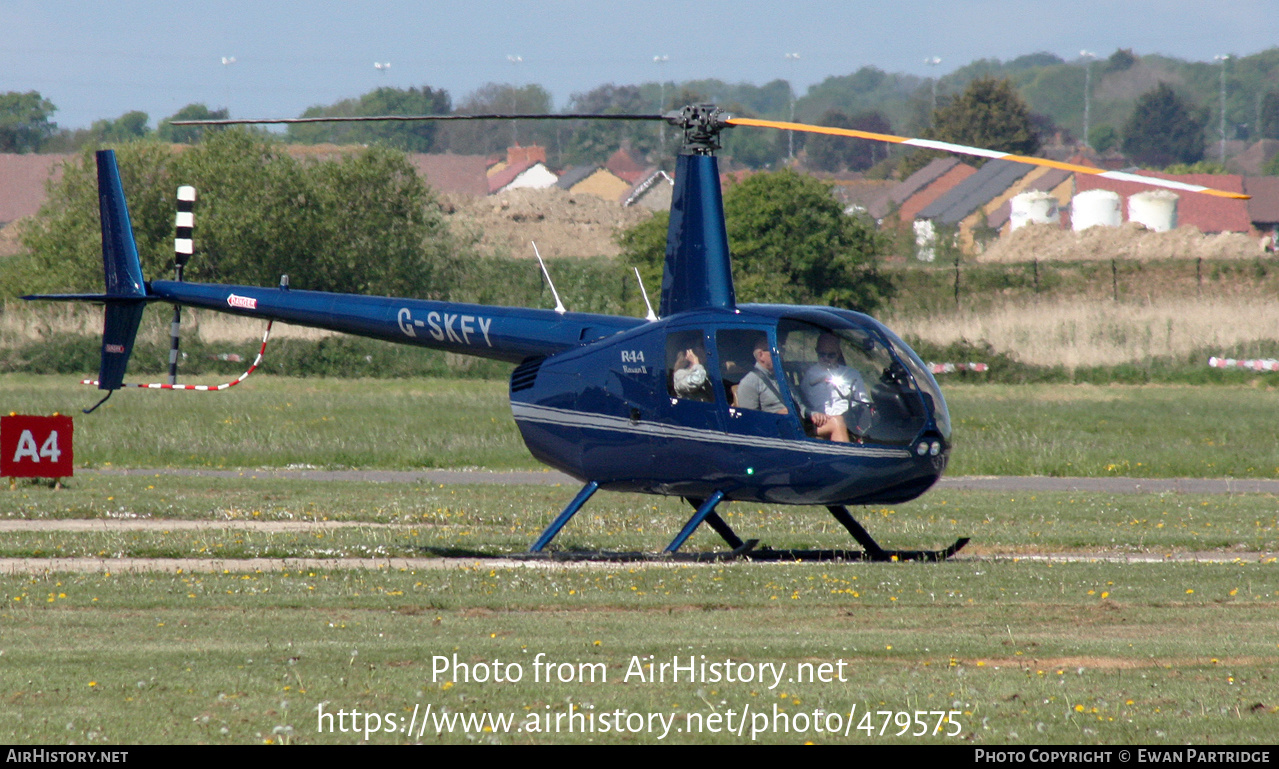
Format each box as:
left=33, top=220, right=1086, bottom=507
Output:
left=16, top=131, right=465, bottom=299
left=804, top=109, right=892, bottom=172
left=158, top=104, right=229, bottom=144
left=1260, top=92, right=1279, bottom=140
left=89, top=111, right=151, bottom=142
left=928, top=76, right=1039, bottom=157
left=900, top=76, right=1038, bottom=177
left=441, top=83, right=555, bottom=156
left=287, top=86, right=451, bottom=152
left=1122, top=82, right=1206, bottom=167
left=559, top=84, right=657, bottom=166
left=618, top=170, right=892, bottom=313
left=1089, top=124, right=1119, bottom=153
left=0, top=91, right=57, bottom=152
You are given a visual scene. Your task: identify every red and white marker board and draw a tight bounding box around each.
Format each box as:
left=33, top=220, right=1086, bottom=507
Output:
left=1, top=415, right=74, bottom=478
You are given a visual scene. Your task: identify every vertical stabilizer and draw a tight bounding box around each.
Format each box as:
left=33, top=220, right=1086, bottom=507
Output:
left=95, top=150, right=148, bottom=390
left=98, top=150, right=146, bottom=298
left=659, top=153, right=736, bottom=316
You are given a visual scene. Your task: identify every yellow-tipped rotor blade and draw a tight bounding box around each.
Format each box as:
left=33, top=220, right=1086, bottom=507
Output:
left=727, top=116, right=1250, bottom=200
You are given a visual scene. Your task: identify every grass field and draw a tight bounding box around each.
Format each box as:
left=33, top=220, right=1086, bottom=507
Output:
left=2, top=374, right=1278, bottom=745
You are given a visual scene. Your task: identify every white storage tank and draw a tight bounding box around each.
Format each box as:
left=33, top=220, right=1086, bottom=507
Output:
left=1071, top=189, right=1122, bottom=231
left=1128, top=190, right=1178, bottom=232
left=1009, top=191, right=1059, bottom=231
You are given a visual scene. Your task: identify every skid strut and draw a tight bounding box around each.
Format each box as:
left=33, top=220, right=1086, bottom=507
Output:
left=529, top=480, right=598, bottom=552
left=826, top=505, right=969, bottom=562
left=664, top=490, right=726, bottom=553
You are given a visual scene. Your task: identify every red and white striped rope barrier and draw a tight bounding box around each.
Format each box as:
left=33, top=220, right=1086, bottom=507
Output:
left=82, top=321, right=273, bottom=390
left=1208, top=356, right=1279, bottom=372
left=928, top=362, right=989, bottom=374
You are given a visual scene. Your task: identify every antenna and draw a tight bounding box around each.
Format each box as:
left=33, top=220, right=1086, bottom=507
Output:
left=531, top=242, right=566, bottom=314
left=634, top=267, right=658, bottom=321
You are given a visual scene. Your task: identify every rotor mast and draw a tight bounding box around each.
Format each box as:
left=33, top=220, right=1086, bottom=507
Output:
left=658, top=105, right=737, bottom=317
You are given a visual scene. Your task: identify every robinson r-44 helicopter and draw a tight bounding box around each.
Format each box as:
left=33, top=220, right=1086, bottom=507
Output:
left=27, top=105, right=1245, bottom=561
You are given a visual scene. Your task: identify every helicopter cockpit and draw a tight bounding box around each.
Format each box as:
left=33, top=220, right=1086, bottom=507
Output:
left=660, top=311, right=950, bottom=451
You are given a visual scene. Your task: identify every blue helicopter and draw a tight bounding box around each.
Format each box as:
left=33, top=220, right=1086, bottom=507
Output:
left=28, top=105, right=1245, bottom=562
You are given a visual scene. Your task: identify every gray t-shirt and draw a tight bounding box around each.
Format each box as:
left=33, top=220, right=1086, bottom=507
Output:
left=736, top=366, right=787, bottom=414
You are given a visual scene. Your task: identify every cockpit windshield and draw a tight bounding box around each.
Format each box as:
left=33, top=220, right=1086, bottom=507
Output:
left=776, top=318, right=939, bottom=446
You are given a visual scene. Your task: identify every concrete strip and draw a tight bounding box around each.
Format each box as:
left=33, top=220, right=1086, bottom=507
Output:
left=81, top=468, right=1279, bottom=495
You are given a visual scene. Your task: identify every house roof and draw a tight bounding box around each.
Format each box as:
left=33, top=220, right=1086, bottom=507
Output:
left=895, top=162, right=977, bottom=223
left=487, top=159, right=538, bottom=193
left=1075, top=171, right=1252, bottom=233
left=406, top=153, right=490, bottom=196
left=487, top=160, right=558, bottom=194
left=887, top=157, right=961, bottom=208
left=917, top=159, right=1031, bottom=225
left=555, top=165, right=599, bottom=190
left=606, top=148, right=647, bottom=184
left=1244, top=176, right=1279, bottom=224
left=0, top=153, right=72, bottom=225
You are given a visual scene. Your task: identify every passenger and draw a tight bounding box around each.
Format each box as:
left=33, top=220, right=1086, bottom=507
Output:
left=672, top=344, right=713, bottom=401
left=736, top=335, right=789, bottom=414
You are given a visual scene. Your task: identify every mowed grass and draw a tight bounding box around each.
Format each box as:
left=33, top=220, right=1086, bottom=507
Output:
left=6, top=375, right=1279, bottom=478
left=1, top=561, right=1276, bottom=744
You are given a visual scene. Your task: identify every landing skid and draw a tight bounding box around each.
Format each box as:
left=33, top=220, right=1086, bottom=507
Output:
left=445, top=485, right=971, bottom=563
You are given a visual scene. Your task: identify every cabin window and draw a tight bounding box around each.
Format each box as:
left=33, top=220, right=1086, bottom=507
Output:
left=717, top=328, right=789, bottom=414
left=776, top=319, right=929, bottom=445
left=665, top=330, right=714, bottom=402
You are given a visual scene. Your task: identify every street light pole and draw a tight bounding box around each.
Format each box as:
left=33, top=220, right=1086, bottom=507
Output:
left=924, top=56, right=941, bottom=118
left=1080, top=50, right=1095, bottom=149
left=507, top=55, right=523, bottom=146
left=785, top=52, right=800, bottom=160
left=1216, top=54, right=1230, bottom=163
left=654, top=55, right=669, bottom=145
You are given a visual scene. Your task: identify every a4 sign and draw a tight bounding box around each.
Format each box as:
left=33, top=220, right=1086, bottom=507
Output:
left=1, top=414, right=74, bottom=478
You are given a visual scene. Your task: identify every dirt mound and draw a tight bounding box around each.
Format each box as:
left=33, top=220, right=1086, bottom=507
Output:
left=979, top=222, right=1263, bottom=264
left=442, top=187, right=654, bottom=259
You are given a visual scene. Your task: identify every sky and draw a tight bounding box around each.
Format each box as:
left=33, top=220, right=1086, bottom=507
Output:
left=2, top=0, right=1277, bottom=130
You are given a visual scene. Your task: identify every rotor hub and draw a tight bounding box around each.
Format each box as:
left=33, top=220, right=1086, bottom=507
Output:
left=665, top=104, right=731, bottom=155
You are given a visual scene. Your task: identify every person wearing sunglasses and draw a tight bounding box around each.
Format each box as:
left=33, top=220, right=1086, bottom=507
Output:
left=799, top=333, right=869, bottom=442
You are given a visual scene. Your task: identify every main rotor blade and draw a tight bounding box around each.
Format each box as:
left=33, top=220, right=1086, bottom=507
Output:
left=171, top=113, right=665, bottom=126
left=727, top=117, right=1250, bottom=200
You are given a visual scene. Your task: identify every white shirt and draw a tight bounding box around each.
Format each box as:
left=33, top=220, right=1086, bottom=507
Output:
left=801, top=363, right=868, bottom=416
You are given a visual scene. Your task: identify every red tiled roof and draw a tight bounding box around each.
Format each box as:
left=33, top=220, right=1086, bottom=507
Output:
left=889, top=158, right=960, bottom=206
left=406, top=153, right=490, bottom=196
left=606, top=148, right=647, bottom=184
left=898, top=163, right=977, bottom=223
left=1075, top=172, right=1252, bottom=233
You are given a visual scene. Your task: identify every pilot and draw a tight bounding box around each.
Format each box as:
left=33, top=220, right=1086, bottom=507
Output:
left=672, top=344, right=713, bottom=402
left=799, top=333, right=866, bottom=443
